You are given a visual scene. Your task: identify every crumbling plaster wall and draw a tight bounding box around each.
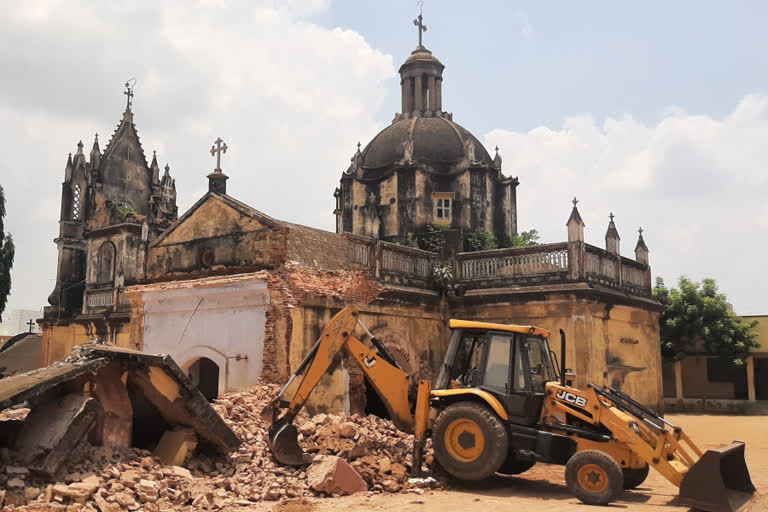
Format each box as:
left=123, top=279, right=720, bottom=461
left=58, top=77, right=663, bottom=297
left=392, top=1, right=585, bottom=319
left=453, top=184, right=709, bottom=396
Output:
left=125, top=274, right=269, bottom=394
left=145, top=198, right=284, bottom=278
left=42, top=322, right=133, bottom=365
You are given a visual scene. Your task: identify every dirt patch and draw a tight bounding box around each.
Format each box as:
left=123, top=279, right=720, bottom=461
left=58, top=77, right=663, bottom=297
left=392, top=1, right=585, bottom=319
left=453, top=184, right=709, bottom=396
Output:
left=272, top=498, right=318, bottom=512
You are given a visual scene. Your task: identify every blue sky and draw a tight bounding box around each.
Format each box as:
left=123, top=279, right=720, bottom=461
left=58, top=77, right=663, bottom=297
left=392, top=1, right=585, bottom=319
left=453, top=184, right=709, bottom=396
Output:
left=318, top=1, right=768, bottom=132
left=0, top=0, right=766, bottom=317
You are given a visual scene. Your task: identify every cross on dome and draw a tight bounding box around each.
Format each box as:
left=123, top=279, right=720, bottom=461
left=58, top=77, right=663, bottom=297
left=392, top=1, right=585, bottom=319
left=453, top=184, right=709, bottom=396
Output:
left=413, top=3, right=427, bottom=48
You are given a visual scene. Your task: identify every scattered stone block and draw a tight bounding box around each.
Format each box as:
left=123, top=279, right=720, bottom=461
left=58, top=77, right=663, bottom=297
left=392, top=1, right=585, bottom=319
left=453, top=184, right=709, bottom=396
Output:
left=307, top=455, right=367, bottom=495
left=153, top=427, right=198, bottom=466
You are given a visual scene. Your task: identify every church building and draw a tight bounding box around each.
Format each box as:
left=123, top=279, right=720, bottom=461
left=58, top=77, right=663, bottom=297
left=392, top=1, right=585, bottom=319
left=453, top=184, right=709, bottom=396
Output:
left=40, top=15, right=664, bottom=413
left=42, top=85, right=178, bottom=363
left=336, top=26, right=517, bottom=244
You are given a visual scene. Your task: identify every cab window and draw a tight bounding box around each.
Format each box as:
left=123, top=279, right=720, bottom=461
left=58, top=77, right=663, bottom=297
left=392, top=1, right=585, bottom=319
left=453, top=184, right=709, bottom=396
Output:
left=524, top=336, right=556, bottom=392
left=450, top=332, right=486, bottom=387
left=482, top=334, right=511, bottom=392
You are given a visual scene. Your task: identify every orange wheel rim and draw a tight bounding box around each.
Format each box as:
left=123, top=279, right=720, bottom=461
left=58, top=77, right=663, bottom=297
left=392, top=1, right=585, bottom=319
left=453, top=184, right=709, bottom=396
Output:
left=444, top=418, right=485, bottom=462
left=577, top=464, right=609, bottom=493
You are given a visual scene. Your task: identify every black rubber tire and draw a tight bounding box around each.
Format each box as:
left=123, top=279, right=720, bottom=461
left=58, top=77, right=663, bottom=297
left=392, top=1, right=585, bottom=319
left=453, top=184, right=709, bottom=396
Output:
left=622, top=463, right=650, bottom=489
left=432, top=401, right=509, bottom=481
left=565, top=450, right=624, bottom=506
left=496, top=455, right=536, bottom=476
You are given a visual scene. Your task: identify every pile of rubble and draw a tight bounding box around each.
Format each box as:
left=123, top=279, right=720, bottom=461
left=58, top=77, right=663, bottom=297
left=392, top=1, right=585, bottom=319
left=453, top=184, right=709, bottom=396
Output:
left=0, top=382, right=438, bottom=510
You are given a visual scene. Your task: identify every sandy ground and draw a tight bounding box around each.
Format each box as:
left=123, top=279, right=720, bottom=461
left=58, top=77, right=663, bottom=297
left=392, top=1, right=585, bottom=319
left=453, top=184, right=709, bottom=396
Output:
left=261, top=414, right=768, bottom=512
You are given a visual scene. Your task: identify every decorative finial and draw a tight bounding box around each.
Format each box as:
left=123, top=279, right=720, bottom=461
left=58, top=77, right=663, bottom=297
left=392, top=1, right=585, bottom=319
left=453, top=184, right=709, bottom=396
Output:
left=638, top=226, right=644, bottom=236
left=164, top=164, right=170, bottom=173
left=153, top=149, right=157, bottom=157
left=123, top=78, right=136, bottom=112
left=210, top=137, right=228, bottom=172
left=77, top=140, right=83, bottom=149
left=494, top=145, right=499, bottom=153
left=609, top=212, right=615, bottom=222
left=572, top=197, right=578, bottom=207
left=413, top=1, right=427, bottom=48
left=357, top=141, right=361, bottom=150
left=95, top=133, right=98, bottom=142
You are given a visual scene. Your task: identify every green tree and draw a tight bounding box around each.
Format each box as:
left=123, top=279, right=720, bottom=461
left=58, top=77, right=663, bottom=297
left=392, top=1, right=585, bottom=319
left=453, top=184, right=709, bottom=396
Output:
left=0, top=185, right=15, bottom=321
left=653, top=276, right=759, bottom=366
left=500, top=229, right=540, bottom=248
left=464, top=228, right=498, bottom=252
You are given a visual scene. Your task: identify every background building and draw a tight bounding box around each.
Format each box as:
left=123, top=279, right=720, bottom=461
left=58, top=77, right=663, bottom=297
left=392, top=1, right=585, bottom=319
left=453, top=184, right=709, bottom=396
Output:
left=663, top=314, right=768, bottom=413
left=40, top=18, right=664, bottom=412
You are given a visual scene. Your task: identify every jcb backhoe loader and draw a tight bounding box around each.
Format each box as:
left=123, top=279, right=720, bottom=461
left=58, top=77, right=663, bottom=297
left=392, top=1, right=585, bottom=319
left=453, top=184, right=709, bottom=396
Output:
left=265, top=307, right=755, bottom=511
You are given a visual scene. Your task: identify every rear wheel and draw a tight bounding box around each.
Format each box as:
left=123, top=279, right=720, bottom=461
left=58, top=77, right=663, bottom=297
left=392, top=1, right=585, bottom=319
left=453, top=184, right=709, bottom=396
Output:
left=497, top=455, right=536, bottom=476
left=565, top=450, right=624, bottom=505
left=622, top=463, right=649, bottom=489
left=433, top=401, right=508, bottom=481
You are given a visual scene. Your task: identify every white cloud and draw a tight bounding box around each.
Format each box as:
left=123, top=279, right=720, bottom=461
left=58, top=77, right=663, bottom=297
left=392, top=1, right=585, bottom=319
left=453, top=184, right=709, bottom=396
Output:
left=0, top=0, right=396, bottom=314
left=485, top=94, right=768, bottom=314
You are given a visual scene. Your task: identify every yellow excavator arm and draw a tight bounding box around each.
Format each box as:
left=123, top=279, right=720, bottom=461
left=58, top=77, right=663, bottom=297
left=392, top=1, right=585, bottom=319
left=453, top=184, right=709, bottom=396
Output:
left=266, top=307, right=430, bottom=468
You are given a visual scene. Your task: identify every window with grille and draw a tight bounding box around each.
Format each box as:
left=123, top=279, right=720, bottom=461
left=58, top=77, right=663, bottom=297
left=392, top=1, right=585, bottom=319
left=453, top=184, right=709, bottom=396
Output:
left=72, top=185, right=81, bottom=220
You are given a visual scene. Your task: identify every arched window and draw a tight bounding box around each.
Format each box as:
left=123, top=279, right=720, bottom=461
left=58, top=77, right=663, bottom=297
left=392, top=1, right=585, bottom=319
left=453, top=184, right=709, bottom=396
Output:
left=72, top=185, right=81, bottom=220
left=96, top=242, right=116, bottom=285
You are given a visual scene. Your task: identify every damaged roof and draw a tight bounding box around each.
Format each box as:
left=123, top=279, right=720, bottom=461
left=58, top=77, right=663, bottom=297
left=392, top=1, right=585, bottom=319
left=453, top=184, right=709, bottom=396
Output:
left=0, top=343, right=240, bottom=452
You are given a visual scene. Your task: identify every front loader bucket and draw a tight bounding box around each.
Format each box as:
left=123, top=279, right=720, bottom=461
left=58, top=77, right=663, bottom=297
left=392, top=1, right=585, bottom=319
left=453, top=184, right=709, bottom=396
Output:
left=679, top=441, right=755, bottom=512
left=268, top=418, right=313, bottom=466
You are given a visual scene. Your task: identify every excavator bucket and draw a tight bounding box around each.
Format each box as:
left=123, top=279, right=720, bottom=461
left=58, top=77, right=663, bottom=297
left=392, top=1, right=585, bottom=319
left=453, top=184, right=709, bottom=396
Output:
left=678, top=441, right=755, bottom=512
left=267, top=417, right=313, bottom=466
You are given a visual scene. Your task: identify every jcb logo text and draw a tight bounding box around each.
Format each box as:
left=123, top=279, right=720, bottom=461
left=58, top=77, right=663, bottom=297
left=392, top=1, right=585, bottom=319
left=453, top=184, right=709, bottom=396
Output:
left=556, top=390, right=587, bottom=408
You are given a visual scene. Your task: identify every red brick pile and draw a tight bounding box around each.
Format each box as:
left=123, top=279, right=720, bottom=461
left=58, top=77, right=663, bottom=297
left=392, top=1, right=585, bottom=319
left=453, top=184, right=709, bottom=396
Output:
left=0, top=382, right=437, bottom=511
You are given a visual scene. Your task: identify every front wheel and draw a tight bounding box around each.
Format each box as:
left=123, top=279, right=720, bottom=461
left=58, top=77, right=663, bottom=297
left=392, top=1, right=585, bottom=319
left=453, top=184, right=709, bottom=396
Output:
left=432, top=401, right=508, bottom=481
left=565, top=450, right=624, bottom=506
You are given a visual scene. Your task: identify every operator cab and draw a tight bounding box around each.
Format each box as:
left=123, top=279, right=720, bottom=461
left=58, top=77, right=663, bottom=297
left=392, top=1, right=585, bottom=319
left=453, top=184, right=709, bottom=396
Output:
left=437, top=320, right=559, bottom=426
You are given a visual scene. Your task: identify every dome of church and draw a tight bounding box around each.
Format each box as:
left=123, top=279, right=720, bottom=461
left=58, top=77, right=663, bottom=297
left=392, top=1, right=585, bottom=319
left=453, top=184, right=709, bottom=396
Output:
left=360, top=116, right=492, bottom=174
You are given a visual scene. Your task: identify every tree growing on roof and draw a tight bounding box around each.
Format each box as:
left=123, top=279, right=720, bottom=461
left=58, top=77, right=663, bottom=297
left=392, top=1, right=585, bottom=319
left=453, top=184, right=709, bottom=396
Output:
left=0, top=184, right=14, bottom=321
left=653, top=276, right=759, bottom=366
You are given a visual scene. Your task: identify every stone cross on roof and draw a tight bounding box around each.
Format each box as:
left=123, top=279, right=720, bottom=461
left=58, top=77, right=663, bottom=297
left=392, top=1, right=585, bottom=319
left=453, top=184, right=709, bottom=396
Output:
left=413, top=3, right=427, bottom=48
left=210, top=137, right=228, bottom=172
left=124, top=79, right=135, bottom=112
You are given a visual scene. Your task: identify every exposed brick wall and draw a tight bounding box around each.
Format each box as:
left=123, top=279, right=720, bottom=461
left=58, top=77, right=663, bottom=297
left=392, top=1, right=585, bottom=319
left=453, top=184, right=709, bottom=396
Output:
left=262, top=266, right=384, bottom=382
left=284, top=223, right=369, bottom=272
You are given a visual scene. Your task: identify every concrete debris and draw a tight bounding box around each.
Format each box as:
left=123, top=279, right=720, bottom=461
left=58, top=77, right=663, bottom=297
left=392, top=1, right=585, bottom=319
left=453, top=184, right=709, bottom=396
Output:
left=306, top=456, right=367, bottom=495
left=0, top=381, right=439, bottom=510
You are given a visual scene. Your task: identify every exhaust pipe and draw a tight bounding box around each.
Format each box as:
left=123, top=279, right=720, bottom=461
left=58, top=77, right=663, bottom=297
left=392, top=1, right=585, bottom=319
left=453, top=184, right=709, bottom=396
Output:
left=559, top=329, right=567, bottom=387
left=678, top=441, right=755, bottom=512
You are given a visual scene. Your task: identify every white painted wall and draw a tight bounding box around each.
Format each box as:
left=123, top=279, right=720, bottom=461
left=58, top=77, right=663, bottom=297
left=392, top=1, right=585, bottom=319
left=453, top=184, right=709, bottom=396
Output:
left=140, top=278, right=268, bottom=394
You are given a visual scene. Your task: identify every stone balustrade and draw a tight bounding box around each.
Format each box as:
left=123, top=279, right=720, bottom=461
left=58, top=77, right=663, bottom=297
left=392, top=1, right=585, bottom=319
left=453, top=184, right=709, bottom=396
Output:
left=338, top=235, right=652, bottom=298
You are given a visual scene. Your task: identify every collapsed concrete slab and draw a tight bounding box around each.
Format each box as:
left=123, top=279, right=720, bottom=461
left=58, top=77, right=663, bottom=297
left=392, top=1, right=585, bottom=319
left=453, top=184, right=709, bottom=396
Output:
left=0, top=343, right=240, bottom=476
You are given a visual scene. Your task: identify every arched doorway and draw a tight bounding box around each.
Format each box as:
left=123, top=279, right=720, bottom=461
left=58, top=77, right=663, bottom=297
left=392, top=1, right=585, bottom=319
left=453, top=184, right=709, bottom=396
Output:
left=187, top=357, right=220, bottom=401
left=345, top=326, right=420, bottom=419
